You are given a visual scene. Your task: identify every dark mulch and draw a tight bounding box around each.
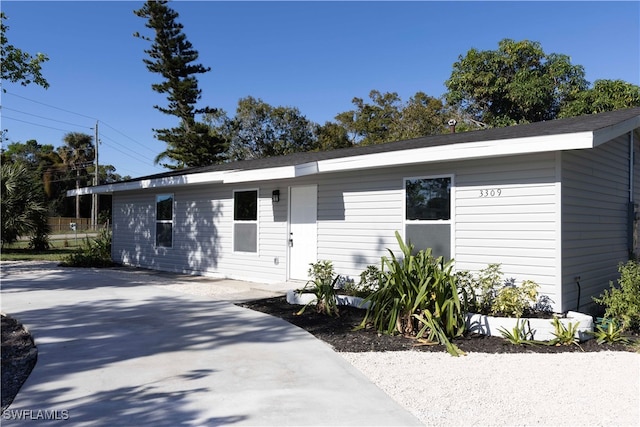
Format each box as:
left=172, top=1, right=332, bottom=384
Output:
left=1, top=314, right=38, bottom=412
left=238, top=296, right=638, bottom=354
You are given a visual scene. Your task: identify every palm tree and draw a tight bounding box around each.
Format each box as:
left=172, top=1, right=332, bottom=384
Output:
left=58, top=132, right=94, bottom=219
left=1, top=162, right=49, bottom=247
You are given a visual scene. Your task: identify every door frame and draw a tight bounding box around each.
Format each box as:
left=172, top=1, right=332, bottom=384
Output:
left=287, top=184, right=318, bottom=281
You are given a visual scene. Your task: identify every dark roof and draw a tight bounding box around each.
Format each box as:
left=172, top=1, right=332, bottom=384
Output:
left=130, top=107, right=640, bottom=183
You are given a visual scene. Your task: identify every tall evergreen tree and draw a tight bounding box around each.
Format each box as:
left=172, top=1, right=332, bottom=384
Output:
left=134, top=0, right=226, bottom=169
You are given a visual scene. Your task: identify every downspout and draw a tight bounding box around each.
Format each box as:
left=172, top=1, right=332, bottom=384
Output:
left=629, top=131, right=636, bottom=259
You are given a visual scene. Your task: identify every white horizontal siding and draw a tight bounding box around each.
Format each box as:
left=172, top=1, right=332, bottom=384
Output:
left=561, top=132, right=637, bottom=311
left=112, top=184, right=288, bottom=284
left=454, top=153, right=560, bottom=306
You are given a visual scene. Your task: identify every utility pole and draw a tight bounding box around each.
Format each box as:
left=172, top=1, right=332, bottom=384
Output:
left=91, top=121, right=99, bottom=230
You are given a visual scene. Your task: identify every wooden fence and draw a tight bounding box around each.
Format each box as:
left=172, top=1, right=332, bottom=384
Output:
left=47, top=217, right=109, bottom=233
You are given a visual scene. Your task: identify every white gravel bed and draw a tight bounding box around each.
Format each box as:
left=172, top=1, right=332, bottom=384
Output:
left=341, top=350, right=640, bottom=426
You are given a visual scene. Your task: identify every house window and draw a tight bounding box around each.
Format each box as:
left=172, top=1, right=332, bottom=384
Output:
left=233, top=190, right=258, bottom=253
left=404, top=176, right=452, bottom=257
left=405, top=177, right=451, bottom=220
left=156, top=194, right=173, bottom=248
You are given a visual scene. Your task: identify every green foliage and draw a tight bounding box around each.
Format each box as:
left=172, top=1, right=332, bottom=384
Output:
left=1, top=12, right=49, bottom=91
left=1, top=162, right=49, bottom=247
left=593, top=261, right=640, bottom=331
left=359, top=232, right=466, bottom=356
left=61, top=229, right=114, bottom=268
left=591, top=318, right=631, bottom=345
left=308, top=260, right=335, bottom=283
left=549, top=317, right=581, bottom=348
left=134, top=0, right=225, bottom=169
left=296, top=261, right=340, bottom=317
left=335, top=90, right=446, bottom=146
left=492, top=280, right=539, bottom=318
left=221, top=96, right=318, bottom=160
left=445, top=39, right=588, bottom=127
left=457, top=264, right=548, bottom=317
left=559, top=79, right=640, bottom=118
left=498, top=319, right=542, bottom=346
left=28, top=230, right=50, bottom=252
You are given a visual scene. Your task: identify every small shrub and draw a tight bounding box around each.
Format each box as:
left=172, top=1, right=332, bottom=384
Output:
left=341, top=265, right=381, bottom=297
left=498, top=319, right=542, bottom=346
left=308, top=260, right=334, bottom=282
left=28, top=232, right=50, bottom=252
left=61, top=229, right=114, bottom=268
left=457, top=264, right=551, bottom=317
left=593, top=260, right=640, bottom=331
left=296, top=261, right=340, bottom=317
left=591, top=318, right=631, bottom=345
left=491, top=279, right=539, bottom=318
left=359, top=232, right=466, bottom=356
left=549, top=317, right=581, bottom=348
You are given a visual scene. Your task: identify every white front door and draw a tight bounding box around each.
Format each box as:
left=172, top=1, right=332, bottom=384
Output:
left=289, top=185, right=318, bottom=281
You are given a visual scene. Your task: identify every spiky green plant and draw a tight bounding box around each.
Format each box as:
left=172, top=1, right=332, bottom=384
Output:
left=549, top=317, right=582, bottom=349
left=359, top=231, right=466, bottom=356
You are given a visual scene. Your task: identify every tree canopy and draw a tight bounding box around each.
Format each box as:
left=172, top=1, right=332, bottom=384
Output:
left=559, top=79, right=640, bottom=118
left=445, top=39, right=589, bottom=127
left=0, top=12, right=49, bottom=91
left=134, top=0, right=226, bottom=169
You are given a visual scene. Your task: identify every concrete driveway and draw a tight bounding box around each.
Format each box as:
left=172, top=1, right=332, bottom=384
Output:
left=0, top=261, right=422, bottom=426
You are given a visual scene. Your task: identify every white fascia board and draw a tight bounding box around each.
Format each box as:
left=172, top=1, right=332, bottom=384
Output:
left=593, top=116, right=640, bottom=146
left=221, top=165, right=297, bottom=184
left=316, top=131, right=595, bottom=173
left=66, top=170, right=229, bottom=196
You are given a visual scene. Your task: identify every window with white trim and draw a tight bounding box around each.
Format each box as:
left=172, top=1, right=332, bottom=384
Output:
left=233, top=189, right=258, bottom=253
left=405, top=177, right=451, bottom=221
left=404, top=176, right=452, bottom=257
left=155, top=194, right=174, bottom=248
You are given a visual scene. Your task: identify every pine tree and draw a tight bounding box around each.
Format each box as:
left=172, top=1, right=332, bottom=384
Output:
left=134, top=0, right=226, bottom=169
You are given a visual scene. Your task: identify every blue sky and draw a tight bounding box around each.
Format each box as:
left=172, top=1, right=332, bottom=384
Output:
left=2, top=1, right=639, bottom=178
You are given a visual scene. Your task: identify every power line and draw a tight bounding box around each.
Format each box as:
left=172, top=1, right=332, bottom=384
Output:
left=100, top=121, right=158, bottom=156
left=99, top=132, right=160, bottom=166
left=5, top=91, right=163, bottom=160
left=2, top=115, right=74, bottom=133
left=4, top=91, right=98, bottom=121
left=2, top=106, right=91, bottom=129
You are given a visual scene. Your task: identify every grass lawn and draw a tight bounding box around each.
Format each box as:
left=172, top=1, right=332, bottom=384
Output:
left=1, top=238, right=85, bottom=262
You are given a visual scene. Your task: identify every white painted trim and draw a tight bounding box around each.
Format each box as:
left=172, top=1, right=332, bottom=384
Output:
left=402, top=174, right=454, bottom=260
left=232, top=188, right=260, bottom=256
left=554, top=151, right=563, bottom=311
left=155, top=193, right=174, bottom=249
left=316, top=132, right=595, bottom=175
left=593, top=116, right=640, bottom=147
left=67, top=170, right=229, bottom=196
left=70, top=127, right=638, bottom=196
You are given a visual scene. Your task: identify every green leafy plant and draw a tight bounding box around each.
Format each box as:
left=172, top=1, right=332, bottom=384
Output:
left=492, top=280, right=539, bottom=318
left=61, top=228, right=114, bottom=268
left=342, top=265, right=381, bottom=297
left=498, top=319, right=544, bottom=346
left=296, top=261, right=340, bottom=317
left=359, top=232, right=466, bottom=356
left=549, top=317, right=581, bottom=349
left=457, top=264, right=549, bottom=317
left=308, top=260, right=335, bottom=282
left=593, top=260, right=640, bottom=331
left=591, top=318, right=631, bottom=345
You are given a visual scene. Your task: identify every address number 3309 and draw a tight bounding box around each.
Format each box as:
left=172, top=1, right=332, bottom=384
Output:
left=479, top=189, right=502, bottom=197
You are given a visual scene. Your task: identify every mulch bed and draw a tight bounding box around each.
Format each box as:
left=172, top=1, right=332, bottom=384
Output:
left=1, top=314, right=38, bottom=412
left=238, top=296, right=637, bottom=354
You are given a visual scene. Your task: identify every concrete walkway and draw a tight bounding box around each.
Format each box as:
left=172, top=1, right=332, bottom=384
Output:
left=0, top=261, right=422, bottom=426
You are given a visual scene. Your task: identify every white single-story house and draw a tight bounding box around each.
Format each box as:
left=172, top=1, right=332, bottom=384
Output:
left=70, top=107, right=640, bottom=313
